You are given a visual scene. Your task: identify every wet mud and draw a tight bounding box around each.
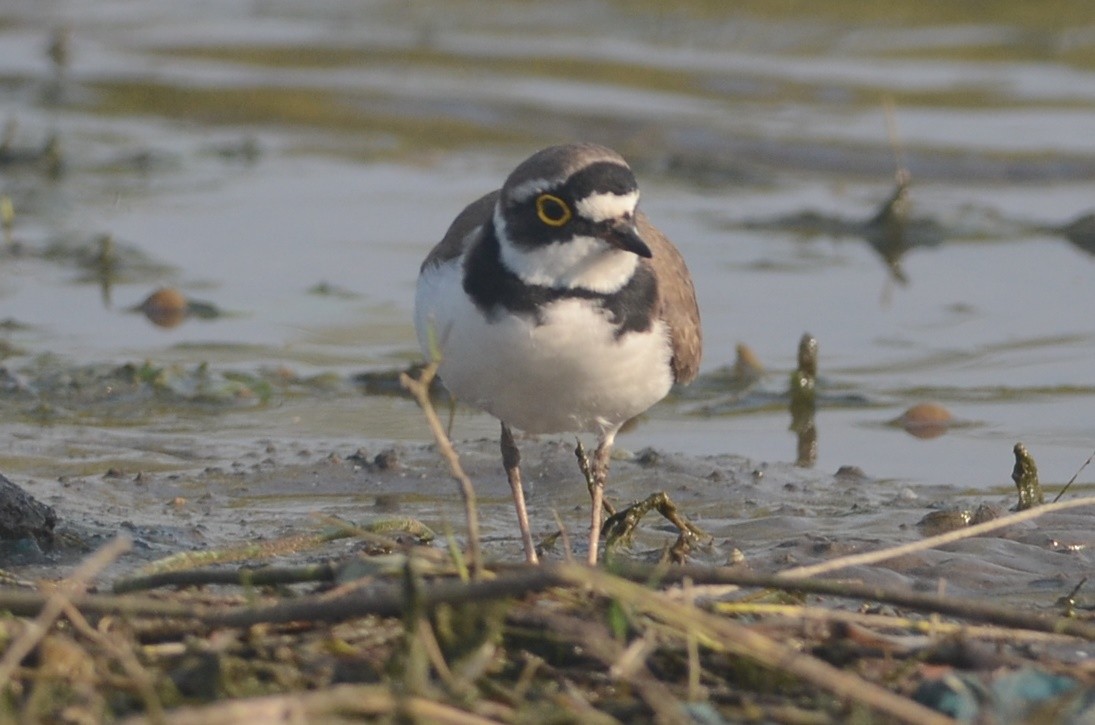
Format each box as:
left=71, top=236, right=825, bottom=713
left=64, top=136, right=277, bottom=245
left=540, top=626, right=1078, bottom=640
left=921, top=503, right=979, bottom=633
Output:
left=0, top=431, right=1088, bottom=616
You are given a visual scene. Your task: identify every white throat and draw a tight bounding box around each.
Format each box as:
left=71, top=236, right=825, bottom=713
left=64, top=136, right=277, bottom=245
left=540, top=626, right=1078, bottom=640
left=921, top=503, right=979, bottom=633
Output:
left=493, top=206, right=640, bottom=294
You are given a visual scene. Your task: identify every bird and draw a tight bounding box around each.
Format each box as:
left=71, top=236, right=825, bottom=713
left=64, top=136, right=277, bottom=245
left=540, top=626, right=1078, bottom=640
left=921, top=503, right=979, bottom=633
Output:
left=414, top=143, right=701, bottom=565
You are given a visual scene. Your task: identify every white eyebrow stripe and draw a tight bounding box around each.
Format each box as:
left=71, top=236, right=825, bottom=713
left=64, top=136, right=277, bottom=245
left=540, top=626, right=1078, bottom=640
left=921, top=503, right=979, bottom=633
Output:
left=506, top=177, right=552, bottom=203
left=575, top=190, right=639, bottom=222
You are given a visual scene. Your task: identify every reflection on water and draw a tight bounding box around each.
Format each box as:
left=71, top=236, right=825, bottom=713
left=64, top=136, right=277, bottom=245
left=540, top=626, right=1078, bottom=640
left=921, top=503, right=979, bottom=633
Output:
left=0, top=2, right=1093, bottom=582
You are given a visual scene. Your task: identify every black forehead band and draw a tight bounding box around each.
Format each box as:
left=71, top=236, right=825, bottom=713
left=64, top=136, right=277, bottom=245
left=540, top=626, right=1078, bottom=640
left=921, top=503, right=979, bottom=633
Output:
left=560, top=161, right=637, bottom=201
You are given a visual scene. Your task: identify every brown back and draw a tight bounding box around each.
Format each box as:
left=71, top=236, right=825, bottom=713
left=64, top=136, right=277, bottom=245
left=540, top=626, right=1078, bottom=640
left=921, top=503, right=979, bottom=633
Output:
left=421, top=190, right=500, bottom=271
left=637, top=211, right=702, bottom=384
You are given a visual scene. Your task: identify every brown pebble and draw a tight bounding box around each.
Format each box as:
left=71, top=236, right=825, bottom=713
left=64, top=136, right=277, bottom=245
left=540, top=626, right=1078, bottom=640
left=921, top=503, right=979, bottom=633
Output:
left=138, top=287, right=188, bottom=328
left=895, top=402, right=953, bottom=439
left=171, top=496, right=187, bottom=508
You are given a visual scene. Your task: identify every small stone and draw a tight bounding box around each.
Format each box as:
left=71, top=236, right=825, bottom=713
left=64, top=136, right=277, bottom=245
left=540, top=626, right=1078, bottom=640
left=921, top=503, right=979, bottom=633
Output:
left=137, top=287, right=188, bottom=328
left=894, top=402, right=953, bottom=439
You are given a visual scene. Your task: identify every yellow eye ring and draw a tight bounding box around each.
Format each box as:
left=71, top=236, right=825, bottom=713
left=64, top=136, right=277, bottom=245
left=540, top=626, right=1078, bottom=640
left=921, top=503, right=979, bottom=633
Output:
left=535, top=193, right=572, bottom=227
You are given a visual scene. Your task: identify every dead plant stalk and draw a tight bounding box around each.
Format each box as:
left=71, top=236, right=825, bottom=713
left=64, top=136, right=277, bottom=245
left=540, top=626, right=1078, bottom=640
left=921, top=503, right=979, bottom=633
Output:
left=562, top=565, right=953, bottom=725
left=778, top=494, right=1095, bottom=580
left=400, top=360, right=484, bottom=577
left=0, top=536, right=131, bottom=686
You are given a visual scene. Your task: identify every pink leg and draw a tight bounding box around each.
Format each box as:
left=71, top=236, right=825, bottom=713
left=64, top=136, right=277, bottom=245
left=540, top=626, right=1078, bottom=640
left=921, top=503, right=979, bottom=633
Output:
left=501, top=423, right=539, bottom=564
left=586, top=434, right=615, bottom=565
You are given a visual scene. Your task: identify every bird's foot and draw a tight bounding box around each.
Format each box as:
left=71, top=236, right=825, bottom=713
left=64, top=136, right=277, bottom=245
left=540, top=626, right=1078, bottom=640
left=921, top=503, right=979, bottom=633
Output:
left=601, top=491, right=713, bottom=563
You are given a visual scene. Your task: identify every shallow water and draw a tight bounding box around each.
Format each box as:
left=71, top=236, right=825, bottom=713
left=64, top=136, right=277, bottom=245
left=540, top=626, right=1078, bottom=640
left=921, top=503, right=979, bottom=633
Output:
left=0, top=2, right=1093, bottom=607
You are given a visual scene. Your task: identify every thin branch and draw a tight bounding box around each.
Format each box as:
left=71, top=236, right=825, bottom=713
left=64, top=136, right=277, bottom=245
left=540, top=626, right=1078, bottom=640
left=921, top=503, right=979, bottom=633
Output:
left=1053, top=447, right=1095, bottom=503
left=113, top=562, right=339, bottom=594
left=711, top=601, right=1086, bottom=646
left=569, top=566, right=953, bottom=725
left=608, top=562, right=1095, bottom=641
left=62, top=601, right=165, bottom=721
left=401, top=360, right=483, bottom=578
left=777, top=494, right=1095, bottom=580
left=0, top=535, right=131, bottom=685
left=1, top=557, right=1090, bottom=643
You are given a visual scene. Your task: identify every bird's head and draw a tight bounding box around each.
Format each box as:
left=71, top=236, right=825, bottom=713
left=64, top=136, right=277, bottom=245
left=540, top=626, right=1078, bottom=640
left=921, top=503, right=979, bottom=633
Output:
left=494, top=143, right=650, bottom=293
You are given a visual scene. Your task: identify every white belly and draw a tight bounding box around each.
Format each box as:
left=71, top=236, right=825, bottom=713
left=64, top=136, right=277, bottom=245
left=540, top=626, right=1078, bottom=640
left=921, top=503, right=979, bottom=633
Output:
left=415, top=260, right=673, bottom=436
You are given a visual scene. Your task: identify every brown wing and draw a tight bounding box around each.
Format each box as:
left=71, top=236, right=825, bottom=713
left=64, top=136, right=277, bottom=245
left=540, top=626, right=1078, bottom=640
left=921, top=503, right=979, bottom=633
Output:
left=637, top=211, right=702, bottom=384
left=421, top=190, right=500, bottom=271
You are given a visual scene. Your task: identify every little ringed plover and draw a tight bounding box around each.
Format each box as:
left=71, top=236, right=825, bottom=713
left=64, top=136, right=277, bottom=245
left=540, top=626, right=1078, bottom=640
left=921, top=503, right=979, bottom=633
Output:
left=414, top=143, right=701, bottom=565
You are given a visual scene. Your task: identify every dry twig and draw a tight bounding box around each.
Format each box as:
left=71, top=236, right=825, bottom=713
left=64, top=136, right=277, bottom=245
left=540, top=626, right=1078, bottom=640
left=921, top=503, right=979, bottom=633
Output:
left=778, top=494, right=1095, bottom=580
left=401, top=360, right=484, bottom=577
left=569, top=566, right=953, bottom=725
left=0, top=536, right=130, bottom=687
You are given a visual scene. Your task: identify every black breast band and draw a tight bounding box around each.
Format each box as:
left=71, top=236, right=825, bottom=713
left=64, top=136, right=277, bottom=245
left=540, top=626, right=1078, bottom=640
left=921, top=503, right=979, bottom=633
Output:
left=463, top=225, right=657, bottom=338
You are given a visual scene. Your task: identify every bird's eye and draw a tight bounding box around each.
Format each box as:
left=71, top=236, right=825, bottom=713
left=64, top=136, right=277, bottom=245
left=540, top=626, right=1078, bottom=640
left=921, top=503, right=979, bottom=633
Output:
left=535, top=194, right=572, bottom=227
